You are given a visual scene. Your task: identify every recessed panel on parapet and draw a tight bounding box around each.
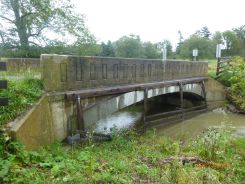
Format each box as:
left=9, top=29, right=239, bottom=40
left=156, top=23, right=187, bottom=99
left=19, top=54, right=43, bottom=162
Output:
left=41, top=55, right=208, bottom=92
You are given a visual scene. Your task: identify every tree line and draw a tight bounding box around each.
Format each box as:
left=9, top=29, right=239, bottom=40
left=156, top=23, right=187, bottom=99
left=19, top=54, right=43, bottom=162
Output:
left=0, top=0, right=244, bottom=59
left=176, top=26, right=245, bottom=59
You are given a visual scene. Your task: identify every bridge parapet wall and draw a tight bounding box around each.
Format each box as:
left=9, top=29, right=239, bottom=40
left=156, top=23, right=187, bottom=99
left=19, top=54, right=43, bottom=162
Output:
left=1, top=58, right=40, bottom=72
left=41, top=54, right=208, bottom=92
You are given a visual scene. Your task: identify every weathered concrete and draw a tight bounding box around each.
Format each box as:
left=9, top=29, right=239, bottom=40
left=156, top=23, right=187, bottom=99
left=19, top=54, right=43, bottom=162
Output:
left=41, top=55, right=208, bottom=92
left=1, top=58, right=40, bottom=73
left=7, top=94, right=74, bottom=149
left=205, top=77, right=226, bottom=109
left=82, top=83, right=204, bottom=130
left=7, top=81, right=206, bottom=149
left=7, top=95, right=54, bottom=149
left=7, top=54, right=212, bottom=149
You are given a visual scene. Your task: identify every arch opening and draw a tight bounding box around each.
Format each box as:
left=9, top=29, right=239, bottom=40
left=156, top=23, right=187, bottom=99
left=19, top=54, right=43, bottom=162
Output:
left=93, top=91, right=206, bottom=133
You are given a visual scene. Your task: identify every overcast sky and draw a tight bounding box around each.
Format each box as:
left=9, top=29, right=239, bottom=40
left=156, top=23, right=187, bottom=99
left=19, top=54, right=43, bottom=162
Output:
left=73, top=0, right=244, bottom=48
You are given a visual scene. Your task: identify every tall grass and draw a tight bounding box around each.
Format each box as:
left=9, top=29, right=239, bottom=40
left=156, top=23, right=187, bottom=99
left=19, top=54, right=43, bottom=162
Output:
left=0, top=77, right=43, bottom=125
left=0, top=128, right=244, bottom=183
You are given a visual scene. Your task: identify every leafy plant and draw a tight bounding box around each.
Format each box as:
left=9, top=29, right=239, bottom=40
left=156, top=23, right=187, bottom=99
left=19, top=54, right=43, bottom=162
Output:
left=218, top=56, right=245, bottom=110
left=0, top=127, right=244, bottom=183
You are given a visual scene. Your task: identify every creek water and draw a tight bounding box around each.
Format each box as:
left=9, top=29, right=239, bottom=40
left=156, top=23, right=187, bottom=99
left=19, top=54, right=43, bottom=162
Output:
left=95, top=104, right=245, bottom=139
left=157, top=108, right=245, bottom=139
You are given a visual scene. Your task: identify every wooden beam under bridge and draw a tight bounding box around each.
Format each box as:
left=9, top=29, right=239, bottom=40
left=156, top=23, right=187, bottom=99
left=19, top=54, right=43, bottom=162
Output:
left=65, top=76, right=208, bottom=141
left=65, top=77, right=208, bottom=100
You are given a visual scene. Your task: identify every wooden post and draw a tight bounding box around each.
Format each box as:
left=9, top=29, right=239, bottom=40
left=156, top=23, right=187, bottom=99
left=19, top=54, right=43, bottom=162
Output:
left=0, top=62, right=8, bottom=106
left=76, top=95, right=85, bottom=137
left=143, top=88, right=148, bottom=124
left=179, top=82, right=184, bottom=120
left=201, top=81, right=207, bottom=108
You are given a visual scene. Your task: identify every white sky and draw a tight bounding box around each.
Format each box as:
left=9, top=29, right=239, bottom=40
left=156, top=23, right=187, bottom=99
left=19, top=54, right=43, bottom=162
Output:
left=73, top=0, right=244, bottom=48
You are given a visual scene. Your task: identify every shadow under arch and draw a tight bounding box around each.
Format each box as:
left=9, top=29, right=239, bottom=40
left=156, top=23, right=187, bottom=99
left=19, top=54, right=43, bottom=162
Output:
left=82, top=83, right=205, bottom=130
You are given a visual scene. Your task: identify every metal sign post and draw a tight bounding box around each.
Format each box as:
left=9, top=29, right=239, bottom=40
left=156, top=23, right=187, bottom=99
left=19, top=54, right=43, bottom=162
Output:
left=162, top=44, right=167, bottom=72
left=162, top=45, right=167, bottom=61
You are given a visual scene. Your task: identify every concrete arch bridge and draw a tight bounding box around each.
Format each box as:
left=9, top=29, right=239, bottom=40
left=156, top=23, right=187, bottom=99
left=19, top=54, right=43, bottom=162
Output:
left=8, top=55, right=225, bottom=148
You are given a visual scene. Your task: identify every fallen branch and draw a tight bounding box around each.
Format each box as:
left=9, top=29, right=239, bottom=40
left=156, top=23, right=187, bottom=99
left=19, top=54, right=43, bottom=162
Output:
left=140, top=156, right=228, bottom=170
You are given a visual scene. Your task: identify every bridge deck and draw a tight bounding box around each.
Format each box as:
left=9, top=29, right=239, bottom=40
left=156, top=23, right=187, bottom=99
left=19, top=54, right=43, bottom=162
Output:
left=65, top=77, right=208, bottom=100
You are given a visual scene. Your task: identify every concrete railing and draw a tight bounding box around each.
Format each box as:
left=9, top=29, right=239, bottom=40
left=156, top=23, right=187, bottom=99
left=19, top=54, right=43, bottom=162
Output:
left=41, top=54, right=208, bottom=92
left=1, top=58, right=40, bottom=72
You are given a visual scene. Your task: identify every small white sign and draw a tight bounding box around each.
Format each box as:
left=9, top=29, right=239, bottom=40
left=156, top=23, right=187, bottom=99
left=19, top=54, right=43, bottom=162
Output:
left=192, top=49, right=198, bottom=57
left=216, top=44, right=221, bottom=58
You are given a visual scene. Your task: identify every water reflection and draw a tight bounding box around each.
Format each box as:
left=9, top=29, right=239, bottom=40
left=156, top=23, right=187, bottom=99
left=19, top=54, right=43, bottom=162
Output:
left=96, top=105, right=245, bottom=139
left=95, top=105, right=142, bottom=134
left=157, top=108, right=245, bottom=139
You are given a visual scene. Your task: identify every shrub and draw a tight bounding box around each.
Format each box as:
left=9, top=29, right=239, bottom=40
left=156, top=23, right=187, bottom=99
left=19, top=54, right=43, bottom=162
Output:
left=218, top=56, right=245, bottom=110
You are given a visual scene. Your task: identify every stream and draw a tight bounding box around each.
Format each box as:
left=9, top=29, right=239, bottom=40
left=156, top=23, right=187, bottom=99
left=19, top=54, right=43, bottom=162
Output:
left=95, top=105, right=245, bottom=139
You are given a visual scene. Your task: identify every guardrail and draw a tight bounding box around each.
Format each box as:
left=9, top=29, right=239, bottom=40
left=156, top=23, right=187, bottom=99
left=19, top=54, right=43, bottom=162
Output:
left=0, top=61, right=8, bottom=106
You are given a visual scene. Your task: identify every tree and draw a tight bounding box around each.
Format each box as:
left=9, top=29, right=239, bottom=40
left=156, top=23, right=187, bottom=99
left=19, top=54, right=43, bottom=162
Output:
left=222, top=30, right=242, bottom=56
left=179, top=35, right=215, bottom=59
left=233, top=25, right=245, bottom=56
left=113, top=35, right=144, bottom=58
left=176, top=30, right=184, bottom=55
left=233, top=25, right=245, bottom=42
left=195, top=26, right=211, bottom=38
left=142, top=42, right=160, bottom=59
left=100, top=41, right=115, bottom=57
left=0, top=0, right=95, bottom=52
left=212, top=31, right=223, bottom=45
left=156, top=39, right=174, bottom=59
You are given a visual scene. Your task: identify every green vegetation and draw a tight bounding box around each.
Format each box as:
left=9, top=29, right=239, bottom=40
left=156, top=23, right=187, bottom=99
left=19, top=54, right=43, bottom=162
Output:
left=218, top=57, right=245, bottom=111
left=208, top=59, right=217, bottom=78
left=0, top=0, right=97, bottom=57
left=101, top=35, right=174, bottom=59
left=176, top=26, right=245, bottom=60
left=0, top=128, right=244, bottom=183
left=97, top=25, right=245, bottom=60
left=0, top=77, right=43, bottom=125
left=0, top=0, right=245, bottom=59
left=179, top=35, right=215, bottom=59
left=207, top=56, right=245, bottom=111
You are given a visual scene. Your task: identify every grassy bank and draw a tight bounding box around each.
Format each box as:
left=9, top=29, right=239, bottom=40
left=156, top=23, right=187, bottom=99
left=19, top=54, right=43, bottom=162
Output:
left=0, top=77, right=43, bottom=125
left=208, top=57, right=245, bottom=111
left=218, top=57, right=245, bottom=111
left=1, top=127, right=245, bottom=183
left=208, top=59, right=217, bottom=78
